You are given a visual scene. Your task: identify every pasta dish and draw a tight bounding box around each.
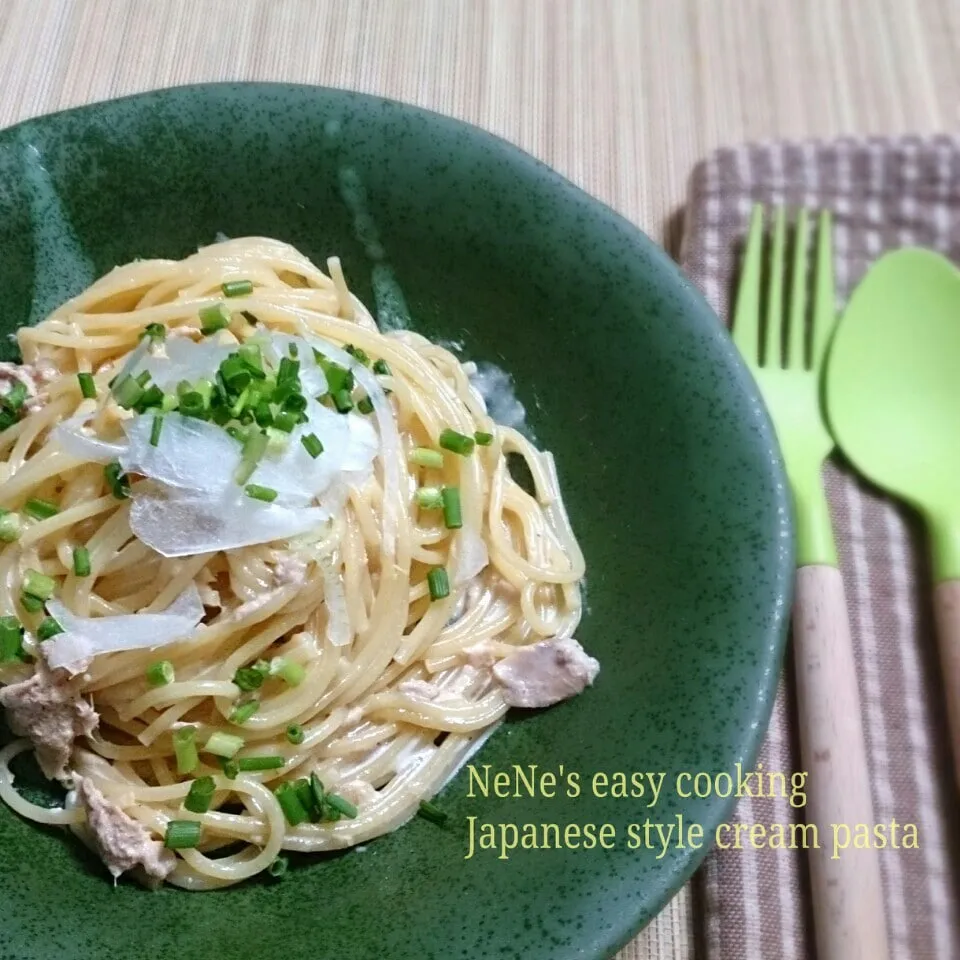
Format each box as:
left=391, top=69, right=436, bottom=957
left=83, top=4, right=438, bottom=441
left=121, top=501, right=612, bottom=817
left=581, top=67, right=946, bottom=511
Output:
left=0, top=238, right=597, bottom=889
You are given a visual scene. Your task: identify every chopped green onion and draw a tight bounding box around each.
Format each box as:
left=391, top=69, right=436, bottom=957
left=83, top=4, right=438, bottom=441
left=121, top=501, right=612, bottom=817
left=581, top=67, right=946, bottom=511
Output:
left=23, top=569, right=55, bottom=601
left=0, top=617, right=24, bottom=662
left=183, top=775, right=216, bottom=814
left=36, top=616, right=63, bottom=641
left=286, top=724, right=305, bottom=745
left=427, top=566, right=450, bottom=601
left=233, top=665, right=267, bottom=691
left=229, top=700, right=259, bottom=725
left=104, top=461, right=130, bottom=500
left=320, top=360, right=354, bottom=395
left=164, top=819, right=202, bottom=849
left=173, top=726, right=199, bottom=774
left=140, top=322, right=167, bottom=342
left=222, top=279, right=254, bottom=298
left=272, top=410, right=298, bottom=433
left=415, top=487, right=443, bottom=510
left=439, top=428, right=475, bottom=456
left=300, top=433, right=323, bottom=459
left=356, top=396, right=374, bottom=415
left=219, top=354, right=253, bottom=392
left=178, top=391, right=207, bottom=419
left=194, top=379, right=214, bottom=409
left=220, top=759, right=239, bottom=780
left=441, top=486, right=462, bottom=529
left=113, top=375, right=144, bottom=409
left=277, top=356, right=300, bottom=385
left=237, top=344, right=265, bottom=377
left=310, top=773, right=325, bottom=812
left=149, top=414, right=164, bottom=447
left=0, top=513, right=22, bottom=543
left=372, top=358, right=391, bottom=376
left=135, top=384, right=164, bottom=411
left=199, top=303, right=231, bottom=335
left=474, top=431, right=494, bottom=446
left=77, top=372, right=97, bottom=399
left=269, top=657, right=306, bottom=686
left=19, top=593, right=43, bottom=613
left=229, top=385, right=251, bottom=418
left=294, top=777, right=317, bottom=819
left=235, top=429, right=268, bottom=485
left=274, top=782, right=310, bottom=826
left=268, top=856, right=288, bottom=879
left=253, top=399, right=274, bottom=428
left=204, top=731, right=244, bottom=758
left=24, top=498, right=59, bottom=520
left=345, top=344, right=370, bottom=366
left=332, top=389, right=354, bottom=413
left=418, top=800, right=448, bottom=825
left=73, top=546, right=91, bottom=577
left=146, top=660, right=175, bottom=687
left=1, top=382, right=27, bottom=412
left=236, top=755, right=285, bottom=772
left=410, top=447, right=443, bottom=469
left=325, top=792, right=358, bottom=819
left=281, top=392, right=308, bottom=415
left=245, top=484, right=277, bottom=503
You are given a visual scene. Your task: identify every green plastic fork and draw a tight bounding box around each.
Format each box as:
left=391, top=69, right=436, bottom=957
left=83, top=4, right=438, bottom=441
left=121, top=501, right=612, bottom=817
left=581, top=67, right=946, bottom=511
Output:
left=735, top=206, right=836, bottom=566
left=732, top=206, right=889, bottom=960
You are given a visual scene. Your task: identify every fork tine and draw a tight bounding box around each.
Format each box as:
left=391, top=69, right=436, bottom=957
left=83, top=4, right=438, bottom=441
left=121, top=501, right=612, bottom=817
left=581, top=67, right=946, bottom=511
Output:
left=787, top=208, right=810, bottom=369
left=732, top=204, right=764, bottom=364
left=764, top=206, right=787, bottom=367
left=810, top=210, right=835, bottom=368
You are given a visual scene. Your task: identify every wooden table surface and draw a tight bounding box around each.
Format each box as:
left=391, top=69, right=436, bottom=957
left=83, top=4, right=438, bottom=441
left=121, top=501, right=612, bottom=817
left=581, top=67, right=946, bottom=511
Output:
left=2, top=2, right=958, bottom=956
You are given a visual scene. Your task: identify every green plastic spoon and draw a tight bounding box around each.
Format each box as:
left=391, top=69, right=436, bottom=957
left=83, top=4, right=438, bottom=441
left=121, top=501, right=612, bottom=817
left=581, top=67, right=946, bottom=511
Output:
left=825, top=247, right=960, bottom=782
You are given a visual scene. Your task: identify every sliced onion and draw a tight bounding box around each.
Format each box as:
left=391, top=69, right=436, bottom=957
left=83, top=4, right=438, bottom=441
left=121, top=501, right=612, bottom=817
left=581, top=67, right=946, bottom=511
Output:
left=292, top=321, right=401, bottom=558
left=140, top=338, right=236, bottom=391
left=129, top=487, right=330, bottom=558
left=120, top=413, right=240, bottom=494
left=55, top=334, right=381, bottom=557
left=319, top=554, right=351, bottom=647
left=453, top=528, right=489, bottom=585
left=52, top=415, right=126, bottom=464
left=43, top=584, right=205, bottom=674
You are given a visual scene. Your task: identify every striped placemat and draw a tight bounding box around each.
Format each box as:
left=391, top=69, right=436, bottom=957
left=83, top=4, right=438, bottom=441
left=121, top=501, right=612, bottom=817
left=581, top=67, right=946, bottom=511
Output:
left=680, top=136, right=960, bottom=960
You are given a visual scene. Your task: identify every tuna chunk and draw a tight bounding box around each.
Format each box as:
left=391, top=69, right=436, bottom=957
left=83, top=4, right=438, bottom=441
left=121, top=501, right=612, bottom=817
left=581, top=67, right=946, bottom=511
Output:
left=75, top=776, right=175, bottom=882
left=491, top=637, right=599, bottom=708
left=0, top=667, right=98, bottom=779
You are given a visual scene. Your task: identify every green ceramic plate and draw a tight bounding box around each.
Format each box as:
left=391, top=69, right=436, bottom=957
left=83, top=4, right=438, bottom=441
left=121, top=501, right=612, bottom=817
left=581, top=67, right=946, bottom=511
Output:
left=0, top=84, right=791, bottom=960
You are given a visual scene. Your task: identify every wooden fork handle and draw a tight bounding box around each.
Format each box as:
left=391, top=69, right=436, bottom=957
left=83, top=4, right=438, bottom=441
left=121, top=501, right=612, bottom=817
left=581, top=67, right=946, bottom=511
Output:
left=793, top=565, right=889, bottom=960
left=932, top=580, right=960, bottom=786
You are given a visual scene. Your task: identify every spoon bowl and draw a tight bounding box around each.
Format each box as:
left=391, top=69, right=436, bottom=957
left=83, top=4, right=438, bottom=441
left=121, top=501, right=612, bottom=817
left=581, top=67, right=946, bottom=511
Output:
left=826, top=246, right=960, bottom=782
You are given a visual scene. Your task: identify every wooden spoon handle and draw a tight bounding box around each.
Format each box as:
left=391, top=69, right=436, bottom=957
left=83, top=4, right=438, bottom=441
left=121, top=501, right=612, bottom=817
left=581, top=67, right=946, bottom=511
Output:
left=792, top=565, right=889, bottom=960
left=932, top=580, right=960, bottom=784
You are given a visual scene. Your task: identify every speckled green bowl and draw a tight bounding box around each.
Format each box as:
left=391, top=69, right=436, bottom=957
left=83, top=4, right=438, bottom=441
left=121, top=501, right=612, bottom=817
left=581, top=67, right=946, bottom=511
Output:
left=0, top=84, right=791, bottom=960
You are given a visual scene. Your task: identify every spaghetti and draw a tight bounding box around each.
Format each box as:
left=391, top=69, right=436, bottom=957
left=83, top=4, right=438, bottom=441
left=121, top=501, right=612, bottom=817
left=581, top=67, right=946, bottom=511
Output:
left=0, top=238, right=595, bottom=889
